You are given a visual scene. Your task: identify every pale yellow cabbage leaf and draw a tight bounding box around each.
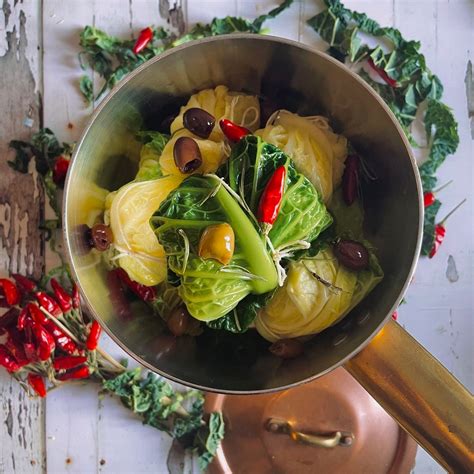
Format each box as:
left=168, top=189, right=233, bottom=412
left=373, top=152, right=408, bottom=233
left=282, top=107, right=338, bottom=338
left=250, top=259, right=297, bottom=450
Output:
left=75, top=181, right=109, bottom=228
left=161, top=85, right=260, bottom=176
left=109, top=175, right=183, bottom=286
left=256, top=248, right=382, bottom=342
left=256, top=111, right=348, bottom=202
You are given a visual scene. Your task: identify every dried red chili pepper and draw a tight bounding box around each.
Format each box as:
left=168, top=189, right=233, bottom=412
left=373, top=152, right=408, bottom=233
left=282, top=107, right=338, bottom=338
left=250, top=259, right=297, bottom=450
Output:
left=107, top=270, right=132, bottom=320
left=23, top=342, right=38, bottom=362
left=258, top=165, right=286, bottom=230
left=0, top=307, right=20, bottom=330
left=133, top=27, right=153, bottom=54
left=27, top=303, right=49, bottom=325
left=219, top=119, right=251, bottom=143
left=342, top=154, right=359, bottom=206
left=86, top=321, right=102, bottom=351
left=429, top=199, right=466, bottom=258
left=53, top=355, right=87, bottom=371
left=367, top=58, right=398, bottom=88
left=423, top=192, right=435, bottom=208
left=17, top=307, right=29, bottom=331
left=423, top=180, right=453, bottom=208
left=0, top=279, right=20, bottom=305
left=12, top=274, right=37, bottom=293
left=5, top=333, right=29, bottom=367
left=429, top=224, right=446, bottom=259
left=52, top=156, right=70, bottom=187
left=30, top=321, right=55, bottom=361
left=36, top=292, right=62, bottom=318
left=27, top=304, right=78, bottom=355
left=0, top=345, right=21, bottom=373
left=113, top=268, right=156, bottom=302
left=72, top=283, right=80, bottom=309
left=27, top=374, right=47, bottom=397
left=48, top=325, right=78, bottom=355
left=56, top=365, right=90, bottom=381
left=50, top=279, right=72, bottom=313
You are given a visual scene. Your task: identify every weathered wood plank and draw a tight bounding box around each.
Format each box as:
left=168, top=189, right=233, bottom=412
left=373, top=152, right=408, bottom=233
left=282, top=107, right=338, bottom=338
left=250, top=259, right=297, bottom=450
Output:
left=0, top=1, right=45, bottom=473
left=42, top=1, right=186, bottom=472
left=42, top=2, right=102, bottom=472
left=9, top=1, right=472, bottom=473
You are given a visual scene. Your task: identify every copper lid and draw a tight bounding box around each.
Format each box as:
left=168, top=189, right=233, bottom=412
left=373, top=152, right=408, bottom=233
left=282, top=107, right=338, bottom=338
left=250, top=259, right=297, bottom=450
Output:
left=205, top=368, right=417, bottom=474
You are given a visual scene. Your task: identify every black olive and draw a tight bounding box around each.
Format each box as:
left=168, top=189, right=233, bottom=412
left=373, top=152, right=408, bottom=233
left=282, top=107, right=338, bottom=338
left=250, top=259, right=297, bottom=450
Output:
left=183, top=108, right=215, bottom=139
left=173, top=137, right=202, bottom=173
left=89, top=224, right=113, bottom=251
left=269, top=339, right=304, bottom=359
left=333, top=239, right=369, bottom=271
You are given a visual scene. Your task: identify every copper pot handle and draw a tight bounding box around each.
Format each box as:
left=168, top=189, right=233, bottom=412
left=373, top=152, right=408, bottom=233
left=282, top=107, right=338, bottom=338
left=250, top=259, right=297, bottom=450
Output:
left=265, top=418, right=354, bottom=448
left=344, top=319, right=474, bottom=473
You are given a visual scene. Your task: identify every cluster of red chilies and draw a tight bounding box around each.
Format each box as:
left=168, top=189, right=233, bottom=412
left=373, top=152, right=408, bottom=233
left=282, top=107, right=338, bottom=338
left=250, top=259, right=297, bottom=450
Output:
left=0, top=275, right=102, bottom=397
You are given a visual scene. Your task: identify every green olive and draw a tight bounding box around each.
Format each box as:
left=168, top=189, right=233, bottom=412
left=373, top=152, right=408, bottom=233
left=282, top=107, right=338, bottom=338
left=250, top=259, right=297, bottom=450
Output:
left=198, top=223, right=235, bottom=265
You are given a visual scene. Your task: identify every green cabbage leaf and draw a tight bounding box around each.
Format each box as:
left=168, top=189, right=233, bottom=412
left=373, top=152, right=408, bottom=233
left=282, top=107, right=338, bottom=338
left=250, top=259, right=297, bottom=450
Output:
left=220, top=135, right=333, bottom=249
left=256, top=246, right=383, bottom=341
left=151, top=175, right=278, bottom=321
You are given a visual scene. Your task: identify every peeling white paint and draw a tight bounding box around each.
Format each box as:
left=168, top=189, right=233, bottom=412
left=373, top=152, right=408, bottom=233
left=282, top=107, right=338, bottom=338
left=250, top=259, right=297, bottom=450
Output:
left=0, top=0, right=40, bottom=91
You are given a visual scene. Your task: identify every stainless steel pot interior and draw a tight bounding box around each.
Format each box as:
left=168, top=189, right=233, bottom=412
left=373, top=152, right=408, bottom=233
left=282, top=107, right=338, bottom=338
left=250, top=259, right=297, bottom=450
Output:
left=64, top=35, right=422, bottom=393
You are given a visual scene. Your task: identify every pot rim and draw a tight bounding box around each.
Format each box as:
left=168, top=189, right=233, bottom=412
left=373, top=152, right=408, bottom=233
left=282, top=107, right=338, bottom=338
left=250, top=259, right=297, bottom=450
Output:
left=63, top=33, right=424, bottom=394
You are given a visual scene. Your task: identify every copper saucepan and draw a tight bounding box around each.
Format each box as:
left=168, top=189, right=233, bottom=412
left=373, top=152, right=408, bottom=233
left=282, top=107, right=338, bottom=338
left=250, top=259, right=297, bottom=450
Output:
left=63, top=35, right=473, bottom=472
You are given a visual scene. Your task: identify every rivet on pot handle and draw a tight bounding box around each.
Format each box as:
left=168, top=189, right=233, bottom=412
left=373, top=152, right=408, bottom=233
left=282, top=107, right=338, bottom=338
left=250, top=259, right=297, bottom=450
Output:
left=265, top=418, right=354, bottom=448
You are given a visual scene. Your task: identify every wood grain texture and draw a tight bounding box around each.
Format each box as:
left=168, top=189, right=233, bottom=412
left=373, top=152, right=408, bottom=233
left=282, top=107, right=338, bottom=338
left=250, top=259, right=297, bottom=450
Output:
left=1, top=1, right=472, bottom=473
left=42, top=2, right=185, bottom=473
left=0, top=1, right=45, bottom=473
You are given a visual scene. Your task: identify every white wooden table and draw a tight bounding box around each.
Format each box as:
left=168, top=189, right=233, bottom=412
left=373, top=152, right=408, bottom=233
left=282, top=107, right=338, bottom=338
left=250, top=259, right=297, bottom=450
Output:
left=0, top=1, right=472, bottom=473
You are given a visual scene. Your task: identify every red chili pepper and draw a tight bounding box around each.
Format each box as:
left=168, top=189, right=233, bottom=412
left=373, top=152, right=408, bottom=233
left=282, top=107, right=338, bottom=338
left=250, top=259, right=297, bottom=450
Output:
left=52, top=156, right=70, bottom=187
left=17, top=307, right=29, bottom=330
left=391, top=311, right=398, bottom=321
left=113, top=268, right=157, bottom=302
left=0, top=345, right=21, bottom=373
left=45, top=322, right=78, bottom=355
left=27, top=374, right=47, bottom=397
left=429, top=199, right=466, bottom=258
left=30, top=321, right=55, bottom=361
left=423, top=180, right=452, bottom=208
left=27, top=303, right=49, bottom=325
left=219, top=119, right=251, bottom=143
left=72, top=283, right=80, bottom=309
left=0, top=307, right=20, bottom=330
left=133, top=27, right=153, bottom=54
left=27, top=304, right=78, bottom=355
left=53, top=355, right=87, bottom=371
left=56, top=365, right=90, bottom=381
left=12, top=274, right=37, bottom=293
left=424, top=192, right=435, bottom=208
left=429, top=224, right=446, bottom=258
left=107, top=271, right=132, bottom=320
left=0, top=279, right=20, bottom=305
left=367, top=58, right=398, bottom=88
left=5, top=327, right=30, bottom=366
left=23, top=342, right=38, bottom=362
left=86, top=321, right=102, bottom=351
left=258, top=166, right=286, bottom=228
left=36, top=292, right=63, bottom=318
left=50, top=279, right=72, bottom=313
left=342, top=154, right=359, bottom=206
